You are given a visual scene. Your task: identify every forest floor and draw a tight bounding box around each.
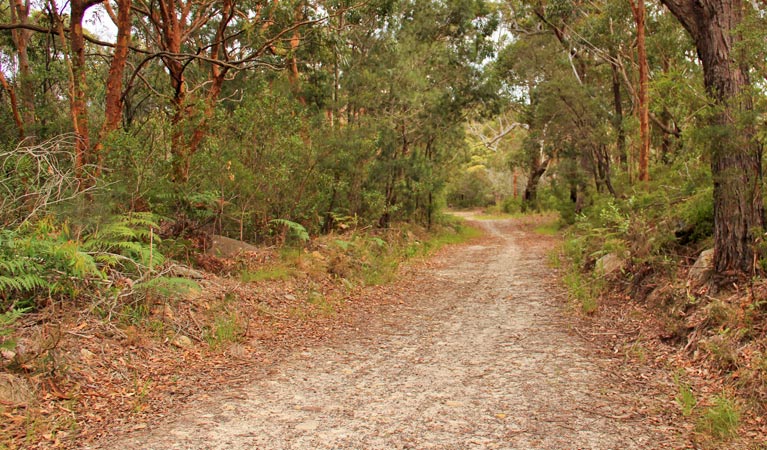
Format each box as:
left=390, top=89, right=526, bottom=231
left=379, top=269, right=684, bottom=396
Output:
left=83, top=215, right=699, bottom=449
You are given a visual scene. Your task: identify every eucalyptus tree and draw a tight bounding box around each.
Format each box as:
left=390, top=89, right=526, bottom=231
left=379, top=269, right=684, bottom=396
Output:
left=497, top=1, right=621, bottom=211
left=659, top=0, right=766, bottom=278
left=127, top=0, right=331, bottom=182
left=8, top=0, right=34, bottom=129
left=327, top=0, right=498, bottom=227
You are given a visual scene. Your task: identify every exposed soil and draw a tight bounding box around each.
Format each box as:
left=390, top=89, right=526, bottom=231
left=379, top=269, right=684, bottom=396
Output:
left=91, top=216, right=689, bottom=449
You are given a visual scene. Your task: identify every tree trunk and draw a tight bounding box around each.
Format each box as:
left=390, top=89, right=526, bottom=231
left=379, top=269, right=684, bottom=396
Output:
left=630, top=0, right=650, bottom=183
left=9, top=0, right=35, bottom=128
left=68, top=0, right=103, bottom=186
left=102, top=0, right=132, bottom=134
left=145, top=0, right=236, bottom=183
left=287, top=4, right=306, bottom=105
left=149, top=0, right=190, bottom=182
left=595, top=144, right=617, bottom=197
left=187, top=0, right=234, bottom=159
left=95, top=0, right=132, bottom=168
left=660, top=0, right=765, bottom=277
left=0, top=62, right=25, bottom=138
left=610, top=59, right=627, bottom=169
left=522, top=156, right=551, bottom=212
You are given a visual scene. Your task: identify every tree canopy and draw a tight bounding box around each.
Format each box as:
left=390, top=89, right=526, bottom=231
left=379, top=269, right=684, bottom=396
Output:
left=0, top=0, right=765, bottom=278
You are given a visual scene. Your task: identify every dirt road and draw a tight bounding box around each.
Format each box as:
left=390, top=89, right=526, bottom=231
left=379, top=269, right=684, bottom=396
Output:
left=95, top=217, right=682, bottom=449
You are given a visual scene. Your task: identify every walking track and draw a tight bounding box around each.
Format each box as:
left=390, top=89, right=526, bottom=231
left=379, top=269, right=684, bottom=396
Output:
left=95, top=217, right=681, bottom=449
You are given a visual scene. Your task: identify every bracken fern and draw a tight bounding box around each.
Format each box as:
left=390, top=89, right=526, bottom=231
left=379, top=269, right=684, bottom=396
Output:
left=83, top=212, right=165, bottom=275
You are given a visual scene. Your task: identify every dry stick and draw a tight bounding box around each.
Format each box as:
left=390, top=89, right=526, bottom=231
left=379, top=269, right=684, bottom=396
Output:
left=149, top=227, right=154, bottom=276
left=573, top=326, right=596, bottom=342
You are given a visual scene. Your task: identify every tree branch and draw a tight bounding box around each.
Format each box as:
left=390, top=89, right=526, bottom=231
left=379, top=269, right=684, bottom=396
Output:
left=658, top=0, right=699, bottom=40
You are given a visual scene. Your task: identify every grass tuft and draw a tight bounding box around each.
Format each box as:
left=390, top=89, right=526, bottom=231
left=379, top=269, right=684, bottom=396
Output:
left=697, top=393, right=740, bottom=440
left=674, top=373, right=697, bottom=417
left=563, top=268, right=601, bottom=314
left=206, top=313, right=241, bottom=348
left=240, top=267, right=293, bottom=282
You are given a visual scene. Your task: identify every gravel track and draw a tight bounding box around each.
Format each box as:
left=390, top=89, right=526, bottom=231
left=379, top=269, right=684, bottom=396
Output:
left=95, top=218, right=680, bottom=449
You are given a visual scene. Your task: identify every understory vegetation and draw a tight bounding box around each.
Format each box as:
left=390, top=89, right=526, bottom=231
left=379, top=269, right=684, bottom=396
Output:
left=552, top=161, right=767, bottom=447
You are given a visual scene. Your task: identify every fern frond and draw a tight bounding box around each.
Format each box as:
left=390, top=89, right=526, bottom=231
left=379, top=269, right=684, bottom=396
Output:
left=1, top=307, right=30, bottom=351
left=93, top=253, right=119, bottom=267
left=122, top=212, right=161, bottom=229
left=0, top=257, right=38, bottom=276
left=270, top=219, right=310, bottom=242
left=90, top=223, right=137, bottom=243
left=0, top=274, right=48, bottom=292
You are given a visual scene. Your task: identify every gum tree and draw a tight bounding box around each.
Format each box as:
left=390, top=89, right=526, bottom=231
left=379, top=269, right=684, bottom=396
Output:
left=659, top=0, right=765, bottom=278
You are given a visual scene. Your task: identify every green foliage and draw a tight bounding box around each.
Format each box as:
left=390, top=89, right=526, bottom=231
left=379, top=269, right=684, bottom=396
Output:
left=558, top=160, right=717, bottom=281
left=325, top=217, right=478, bottom=286
left=0, top=0, right=502, bottom=248
left=572, top=198, right=630, bottom=252
left=134, top=277, right=200, bottom=299
left=122, top=302, right=150, bottom=325
left=423, top=221, right=483, bottom=250
left=560, top=232, right=603, bottom=314
left=563, top=235, right=587, bottom=267
left=239, top=267, right=293, bottom=283
left=534, top=219, right=561, bottom=236
left=0, top=212, right=173, bottom=320
left=697, top=393, right=741, bottom=440
left=206, top=313, right=241, bottom=348
left=446, top=165, right=495, bottom=208
left=269, top=219, right=310, bottom=244
left=333, top=239, right=352, bottom=252
left=370, top=237, right=387, bottom=248
left=82, top=213, right=164, bottom=273
left=502, top=196, right=523, bottom=214
left=674, top=373, right=698, bottom=417
left=0, top=221, right=98, bottom=307
left=563, top=267, right=601, bottom=314
left=677, top=187, right=714, bottom=244
left=0, top=308, right=28, bottom=351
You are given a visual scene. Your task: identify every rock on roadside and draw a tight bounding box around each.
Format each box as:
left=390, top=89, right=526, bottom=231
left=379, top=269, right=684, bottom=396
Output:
left=596, top=253, right=625, bottom=276
left=207, top=235, right=260, bottom=259
left=687, top=248, right=714, bottom=290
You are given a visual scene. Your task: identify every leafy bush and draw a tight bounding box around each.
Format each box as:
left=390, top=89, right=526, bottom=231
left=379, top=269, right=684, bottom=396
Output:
left=502, top=196, right=522, bottom=214
left=446, top=166, right=495, bottom=208
left=0, top=220, right=101, bottom=309
left=676, top=187, right=714, bottom=245
left=0, top=213, right=176, bottom=315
